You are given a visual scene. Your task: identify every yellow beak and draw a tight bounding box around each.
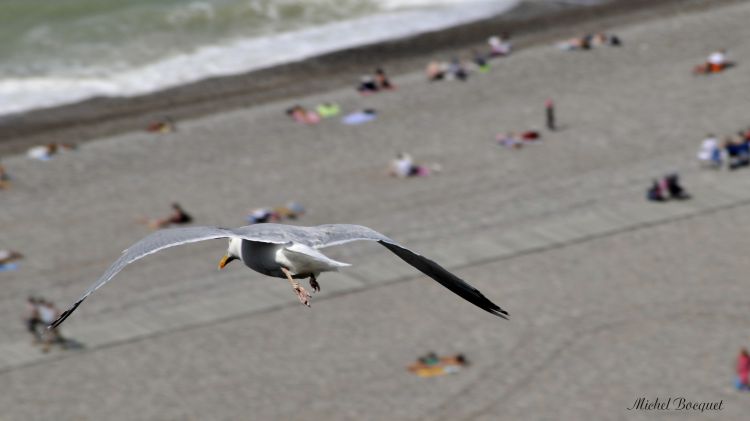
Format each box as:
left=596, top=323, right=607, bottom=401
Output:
left=218, top=255, right=231, bottom=269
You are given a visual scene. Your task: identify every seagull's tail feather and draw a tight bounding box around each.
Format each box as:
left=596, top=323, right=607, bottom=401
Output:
left=48, top=298, right=85, bottom=329
left=379, top=241, right=509, bottom=320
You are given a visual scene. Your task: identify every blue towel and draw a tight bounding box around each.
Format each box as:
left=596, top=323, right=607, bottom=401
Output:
left=342, top=112, right=377, bottom=125
left=0, top=263, right=19, bottom=272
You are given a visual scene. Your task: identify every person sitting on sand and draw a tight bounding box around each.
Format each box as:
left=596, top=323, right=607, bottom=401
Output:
left=694, top=49, right=731, bottom=74
left=374, top=68, right=394, bottom=90
left=140, top=203, right=193, bottom=229
left=388, top=153, right=438, bottom=178
left=664, top=173, right=690, bottom=200
left=697, top=134, right=722, bottom=168
left=286, top=105, right=320, bottom=124
left=646, top=179, right=667, bottom=202
left=488, top=34, right=511, bottom=57
left=37, top=299, right=63, bottom=352
left=356, top=75, right=379, bottom=94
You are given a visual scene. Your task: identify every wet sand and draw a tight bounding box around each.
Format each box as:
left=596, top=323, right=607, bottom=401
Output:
left=2, top=0, right=750, bottom=420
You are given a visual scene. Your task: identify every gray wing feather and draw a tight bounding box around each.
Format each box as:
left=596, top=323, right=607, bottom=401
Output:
left=50, top=226, right=287, bottom=328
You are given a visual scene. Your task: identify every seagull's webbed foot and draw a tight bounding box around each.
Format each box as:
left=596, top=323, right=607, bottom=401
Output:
left=281, top=267, right=311, bottom=307
left=309, top=274, right=320, bottom=293
left=293, top=284, right=311, bottom=307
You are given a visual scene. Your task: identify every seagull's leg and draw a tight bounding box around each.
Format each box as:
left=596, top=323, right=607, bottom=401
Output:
left=281, top=267, right=311, bottom=307
left=309, top=274, right=320, bottom=293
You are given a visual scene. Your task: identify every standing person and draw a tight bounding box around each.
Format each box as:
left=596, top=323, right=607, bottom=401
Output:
left=25, top=297, right=42, bottom=344
left=545, top=98, right=556, bottom=131
left=736, top=348, right=750, bottom=391
left=38, top=299, right=62, bottom=352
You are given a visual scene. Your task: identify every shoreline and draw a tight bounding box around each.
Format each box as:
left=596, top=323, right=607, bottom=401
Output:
left=0, top=0, right=738, bottom=157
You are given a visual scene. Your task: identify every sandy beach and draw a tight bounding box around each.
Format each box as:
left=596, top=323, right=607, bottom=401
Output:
left=2, top=0, right=750, bottom=419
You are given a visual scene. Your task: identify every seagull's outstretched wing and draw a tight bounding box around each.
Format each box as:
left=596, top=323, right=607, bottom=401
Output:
left=49, top=226, right=287, bottom=329
left=304, top=224, right=509, bottom=319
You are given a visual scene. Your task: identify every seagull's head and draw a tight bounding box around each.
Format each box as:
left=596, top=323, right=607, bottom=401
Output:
left=218, top=237, right=242, bottom=269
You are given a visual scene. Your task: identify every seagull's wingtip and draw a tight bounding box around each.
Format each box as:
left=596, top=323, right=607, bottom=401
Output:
left=47, top=298, right=84, bottom=329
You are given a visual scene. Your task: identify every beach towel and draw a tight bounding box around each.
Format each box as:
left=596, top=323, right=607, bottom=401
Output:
left=316, top=103, right=341, bottom=118
left=0, top=263, right=19, bottom=272
left=342, top=111, right=377, bottom=125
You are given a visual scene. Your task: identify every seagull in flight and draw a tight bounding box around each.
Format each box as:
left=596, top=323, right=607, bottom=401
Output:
left=49, top=224, right=508, bottom=328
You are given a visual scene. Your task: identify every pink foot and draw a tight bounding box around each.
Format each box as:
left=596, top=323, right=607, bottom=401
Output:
left=294, top=285, right=311, bottom=307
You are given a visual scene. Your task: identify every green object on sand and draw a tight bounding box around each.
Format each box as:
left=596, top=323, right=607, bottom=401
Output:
left=316, top=103, right=341, bottom=118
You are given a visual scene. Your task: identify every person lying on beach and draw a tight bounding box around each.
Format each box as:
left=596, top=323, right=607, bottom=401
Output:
left=315, top=102, right=341, bottom=118
left=496, top=131, right=540, bottom=148
left=497, top=133, right=523, bottom=149
left=26, top=143, right=76, bottom=161
left=0, top=164, right=11, bottom=190
left=557, top=35, right=592, bottom=51
left=374, top=68, right=394, bottom=90
left=591, top=32, right=621, bottom=47
left=388, top=153, right=439, bottom=178
left=246, top=202, right=305, bottom=224
left=139, top=202, right=193, bottom=229
left=146, top=117, right=176, bottom=133
left=0, top=249, right=23, bottom=266
left=693, top=49, right=733, bottom=74
left=697, top=134, right=722, bottom=168
left=488, top=34, right=512, bottom=57
left=557, top=32, right=620, bottom=51
left=407, top=352, right=469, bottom=377
left=286, top=105, right=320, bottom=124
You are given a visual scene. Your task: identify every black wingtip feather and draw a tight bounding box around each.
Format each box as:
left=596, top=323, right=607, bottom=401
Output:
left=379, top=241, right=509, bottom=320
left=48, top=299, right=84, bottom=329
